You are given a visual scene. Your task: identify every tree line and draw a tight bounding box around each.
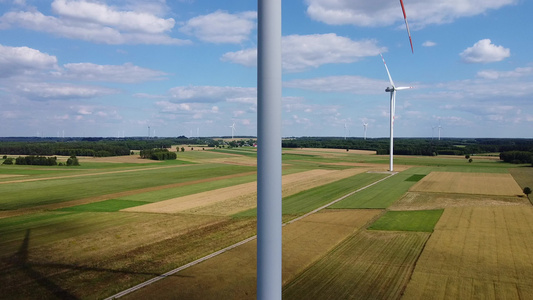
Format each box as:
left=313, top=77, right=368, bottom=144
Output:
left=139, top=148, right=177, bottom=160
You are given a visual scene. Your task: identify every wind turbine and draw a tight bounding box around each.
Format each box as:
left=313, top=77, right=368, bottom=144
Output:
left=380, top=53, right=413, bottom=172
left=344, top=122, right=348, bottom=140
left=230, top=121, right=236, bottom=139
left=363, top=122, right=368, bottom=140
left=437, top=120, right=442, bottom=141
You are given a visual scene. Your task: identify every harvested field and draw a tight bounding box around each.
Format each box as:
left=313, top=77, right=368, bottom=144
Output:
left=287, top=148, right=376, bottom=155
left=410, top=172, right=523, bottom=196
left=0, top=174, right=26, bottom=179
left=124, top=168, right=367, bottom=215
left=402, top=206, right=533, bottom=299
left=390, top=192, right=530, bottom=211
left=1, top=213, right=256, bottom=300
left=77, top=155, right=161, bottom=164
left=283, top=230, right=430, bottom=299
left=124, top=209, right=382, bottom=300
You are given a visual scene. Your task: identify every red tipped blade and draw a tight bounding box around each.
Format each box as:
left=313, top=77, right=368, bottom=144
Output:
left=399, top=0, right=413, bottom=53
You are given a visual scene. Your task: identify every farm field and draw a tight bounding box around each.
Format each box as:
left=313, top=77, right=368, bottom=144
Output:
left=0, top=146, right=532, bottom=299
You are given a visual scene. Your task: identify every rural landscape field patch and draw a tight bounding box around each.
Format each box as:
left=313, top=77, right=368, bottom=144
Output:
left=282, top=230, right=430, bottom=300
left=123, top=210, right=382, bottom=300
left=410, top=172, right=523, bottom=196
left=402, top=206, right=533, bottom=299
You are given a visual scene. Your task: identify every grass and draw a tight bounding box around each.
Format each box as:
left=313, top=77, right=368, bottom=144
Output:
left=368, top=210, right=444, bottom=232
left=57, top=199, right=150, bottom=212
left=233, top=172, right=389, bottom=217
left=329, top=168, right=433, bottom=209
left=405, top=174, right=426, bottom=182
left=0, top=163, right=255, bottom=210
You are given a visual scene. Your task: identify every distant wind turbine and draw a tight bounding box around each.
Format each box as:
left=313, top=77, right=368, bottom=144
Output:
left=438, top=120, right=442, bottom=141
left=230, top=121, right=236, bottom=139
left=363, top=122, right=368, bottom=140
left=380, top=53, right=413, bottom=172
left=344, top=123, right=348, bottom=140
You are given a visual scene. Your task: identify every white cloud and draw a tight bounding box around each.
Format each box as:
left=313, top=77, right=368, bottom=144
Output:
left=284, top=75, right=387, bottom=94
left=0, top=2, right=189, bottom=45
left=305, top=0, right=518, bottom=28
left=168, top=86, right=256, bottom=103
left=422, top=41, right=436, bottom=47
left=0, top=44, right=57, bottom=77
left=460, top=39, right=510, bottom=63
left=222, top=34, right=385, bottom=72
left=477, top=66, right=533, bottom=79
left=57, top=62, right=168, bottom=83
left=180, top=10, right=256, bottom=44
left=51, top=0, right=175, bottom=34
left=12, top=82, right=118, bottom=100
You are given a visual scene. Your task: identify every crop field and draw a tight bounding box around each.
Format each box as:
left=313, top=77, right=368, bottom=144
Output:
left=410, top=172, right=524, bottom=196
left=402, top=206, right=533, bottom=299
left=1, top=146, right=532, bottom=299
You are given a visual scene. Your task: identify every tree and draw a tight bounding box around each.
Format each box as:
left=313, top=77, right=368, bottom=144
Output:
left=2, top=157, right=13, bottom=165
left=524, top=187, right=532, bottom=200
left=468, top=158, right=473, bottom=163
left=465, top=154, right=470, bottom=159
left=66, top=155, right=80, bottom=166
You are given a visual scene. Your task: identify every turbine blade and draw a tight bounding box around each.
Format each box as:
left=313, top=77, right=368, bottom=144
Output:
left=399, top=0, right=414, bottom=53
left=380, top=53, right=395, bottom=88
left=396, top=86, right=413, bottom=90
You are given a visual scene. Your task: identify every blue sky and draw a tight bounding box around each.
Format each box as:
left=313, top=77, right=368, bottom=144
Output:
left=0, top=0, right=531, bottom=138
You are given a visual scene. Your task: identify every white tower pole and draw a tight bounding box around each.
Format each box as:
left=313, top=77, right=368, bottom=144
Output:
left=257, top=0, right=282, bottom=299
left=389, top=91, right=395, bottom=172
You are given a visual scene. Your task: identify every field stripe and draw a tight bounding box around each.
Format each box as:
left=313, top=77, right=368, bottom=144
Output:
left=103, top=235, right=258, bottom=300
left=104, top=172, right=398, bottom=299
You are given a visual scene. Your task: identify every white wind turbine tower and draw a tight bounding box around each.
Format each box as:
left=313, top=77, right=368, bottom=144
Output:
left=380, top=53, right=413, bottom=172
left=230, top=121, right=236, bottom=139
left=363, top=122, right=368, bottom=140
left=438, top=120, right=442, bottom=141
left=344, top=123, right=348, bottom=140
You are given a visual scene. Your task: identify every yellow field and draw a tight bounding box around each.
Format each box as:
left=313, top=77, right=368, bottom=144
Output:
left=410, top=172, right=524, bottom=196
left=389, top=192, right=530, bottom=211
left=402, top=206, right=533, bottom=299
left=123, top=168, right=367, bottom=215
left=124, top=209, right=382, bottom=300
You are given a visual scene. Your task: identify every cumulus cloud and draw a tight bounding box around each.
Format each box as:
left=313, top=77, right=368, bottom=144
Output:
left=476, top=66, right=533, bottom=79
left=460, top=39, right=510, bottom=63
left=0, top=44, right=57, bottom=77
left=57, top=62, right=168, bottom=83
left=12, top=82, right=118, bottom=100
left=168, top=86, right=256, bottom=103
left=0, top=1, right=189, bottom=45
left=222, top=33, right=385, bottom=72
left=284, top=75, right=386, bottom=94
left=304, top=0, right=518, bottom=28
left=51, top=0, right=174, bottom=33
left=422, top=41, right=436, bottom=47
left=180, top=10, right=256, bottom=44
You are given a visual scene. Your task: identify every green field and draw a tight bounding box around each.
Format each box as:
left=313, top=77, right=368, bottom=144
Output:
left=1, top=147, right=531, bottom=299
left=368, top=210, right=444, bottom=232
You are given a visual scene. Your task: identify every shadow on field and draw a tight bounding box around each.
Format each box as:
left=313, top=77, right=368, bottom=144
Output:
left=6, top=229, right=189, bottom=299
